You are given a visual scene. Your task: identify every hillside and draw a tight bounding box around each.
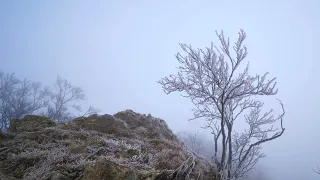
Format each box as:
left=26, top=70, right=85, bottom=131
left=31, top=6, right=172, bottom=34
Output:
left=0, top=110, right=218, bottom=180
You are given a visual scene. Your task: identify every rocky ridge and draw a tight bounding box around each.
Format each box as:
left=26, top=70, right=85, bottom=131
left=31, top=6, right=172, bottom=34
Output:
left=0, top=110, right=218, bottom=180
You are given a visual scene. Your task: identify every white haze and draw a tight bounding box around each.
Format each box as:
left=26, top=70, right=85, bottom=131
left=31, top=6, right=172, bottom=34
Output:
left=1, top=0, right=319, bottom=179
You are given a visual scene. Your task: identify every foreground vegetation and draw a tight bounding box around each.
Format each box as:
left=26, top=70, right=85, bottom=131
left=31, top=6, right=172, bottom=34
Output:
left=0, top=110, right=218, bottom=180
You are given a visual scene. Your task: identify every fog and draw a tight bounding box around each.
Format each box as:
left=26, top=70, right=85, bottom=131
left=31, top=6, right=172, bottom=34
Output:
left=1, top=0, right=319, bottom=179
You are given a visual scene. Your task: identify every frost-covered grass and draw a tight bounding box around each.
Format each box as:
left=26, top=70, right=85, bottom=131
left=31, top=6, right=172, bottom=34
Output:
left=0, top=112, right=218, bottom=180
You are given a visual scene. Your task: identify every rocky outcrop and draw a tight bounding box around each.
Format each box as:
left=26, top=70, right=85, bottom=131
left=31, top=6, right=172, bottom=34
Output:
left=9, top=115, right=56, bottom=133
left=0, top=110, right=218, bottom=180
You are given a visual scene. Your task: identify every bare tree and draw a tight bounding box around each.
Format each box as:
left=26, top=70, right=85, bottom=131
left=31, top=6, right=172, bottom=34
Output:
left=80, top=105, right=101, bottom=117
left=188, top=131, right=205, bottom=154
left=0, top=71, right=100, bottom=128
left=240, top=165, right=272, bottom=180
left=158, top=29, right=285, bottom=179
left=45, top=76, right=86, bottom=122
left=177, top=131, right=205, bottom=155
left=0, top=72, right=50, bottom=129
left=313, top=166, right=320, bottom=175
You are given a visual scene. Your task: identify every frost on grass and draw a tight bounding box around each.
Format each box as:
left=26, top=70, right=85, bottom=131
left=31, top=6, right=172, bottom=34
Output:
left=0, top=112, right=218, bottom=180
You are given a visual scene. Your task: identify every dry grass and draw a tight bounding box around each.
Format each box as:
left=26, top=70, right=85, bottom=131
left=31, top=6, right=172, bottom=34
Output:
left=0, top=111, right=217, bottom=180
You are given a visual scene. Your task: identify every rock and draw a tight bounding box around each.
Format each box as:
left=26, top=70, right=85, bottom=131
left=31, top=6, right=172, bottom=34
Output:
left=9, top=115, right=56, bottom=133
left=114, top=110, right=144, bottom=128
left=72, top=114, right=134, bottom=138
left=82, top=160, right=137, bottom=180
left=114, top=110, right=177, bottom=141
left=49, top=171, right=72, bottom=180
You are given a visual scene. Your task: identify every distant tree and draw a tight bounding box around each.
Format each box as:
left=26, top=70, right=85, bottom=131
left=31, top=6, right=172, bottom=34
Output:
left=177, top=131, right=205, bottom=155
left=80, top=105, right=101, bottom=117
left=241, top=165, right=272, bottom=180
left=43, top=76, right=100, bottom=122
left=313, top=166, right=320, bottom=175
left=158, top=29, right=285, bottom=179
left=0, top=72, right=49, bottom=129
left=0, top=71, right=99, bottom=128
left=177, top=131, right=273, bottom=180
left=45, top=76, right=85, bottom=122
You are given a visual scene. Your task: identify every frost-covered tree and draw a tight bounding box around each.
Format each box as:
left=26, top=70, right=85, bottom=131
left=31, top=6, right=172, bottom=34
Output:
left=313, top=166, right=320, bottom=175
left=44, top=76, right=100, bottom=122
left=0, top=71, right=99, bottom=128
left=177, top=131, right=206, bottom=155
left=158, top=29, right=285, bottom=179
left=45, top=76, right=85, bottom=122
left=0, top=72, right=49, bottom=129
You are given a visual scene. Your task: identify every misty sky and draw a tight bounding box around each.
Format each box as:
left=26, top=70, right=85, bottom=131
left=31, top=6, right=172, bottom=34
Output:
left=1, top=0, right=319, bottom=179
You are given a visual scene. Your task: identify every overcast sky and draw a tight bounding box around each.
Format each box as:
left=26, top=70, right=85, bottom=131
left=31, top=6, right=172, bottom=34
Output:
left=1, top=0, right=319, bottom=179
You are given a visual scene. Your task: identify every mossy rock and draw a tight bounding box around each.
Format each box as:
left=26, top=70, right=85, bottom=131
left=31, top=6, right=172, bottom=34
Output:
left=137, top=170, right=172, bottom=180
left=19, top=131, right=53, bottom=144
left=118, top=149, right=140, bottom=159
left=82, top=160, right=177, bottom=180
left=68, top=142, right=87, bottom=154
left=149, top=139, right=178, bottom=150
left=9, top=115, right=56, bottom=133
left=126, top=149, right=139, bottom=156
left=82, top=160, right=137, bottom=180
left=72, top=114, right=135, bottom=138
left=44, top=171, right=73, bottom=180
left=149, top=139, right=165, bottom=146
left=113, top=111, right=143, bottom=129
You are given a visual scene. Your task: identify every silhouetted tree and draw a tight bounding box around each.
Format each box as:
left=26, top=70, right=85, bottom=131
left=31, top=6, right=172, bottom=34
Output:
left=177, top=131, right=205, bottom=155
left=0, top=72, right=49, bottom=129
left=0, top=71, right=99, bottom=128
left=45, top=76, right=85, bottom=122
left=313, top=166, right=320, bottom=175
left=158, top=29, right=285, bottom=179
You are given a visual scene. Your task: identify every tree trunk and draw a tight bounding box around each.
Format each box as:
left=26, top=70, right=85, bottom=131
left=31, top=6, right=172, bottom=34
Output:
left=227, top=123, right=233, bottom=179
left=220, top=106, right=226, bottom=173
